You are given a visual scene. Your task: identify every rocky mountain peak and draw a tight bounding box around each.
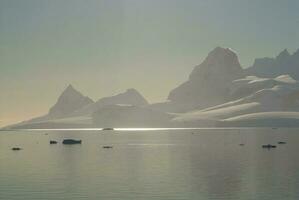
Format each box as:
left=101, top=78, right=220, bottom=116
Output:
left=168, top=47, right=244, bottom=110
left=276, top=49, right=290, bottom=62
left=207, top=47, right=238, bottom=61
left=64, top=84, right=75, bottom=91
left=48, top=85, right=94, bottom=117
left=189, top=47, right=243, bottom=80
left=246, top=47, right=299, bottom=79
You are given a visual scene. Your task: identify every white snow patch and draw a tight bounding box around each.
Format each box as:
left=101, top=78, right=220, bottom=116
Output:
left=223, top=112, right=299, bottom=121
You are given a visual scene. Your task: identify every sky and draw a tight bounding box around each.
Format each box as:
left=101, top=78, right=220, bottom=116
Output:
left=1, top=0, right=299, bottom=126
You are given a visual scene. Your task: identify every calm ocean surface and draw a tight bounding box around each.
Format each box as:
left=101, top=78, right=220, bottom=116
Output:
left=0, top=128, right=299, bottom=200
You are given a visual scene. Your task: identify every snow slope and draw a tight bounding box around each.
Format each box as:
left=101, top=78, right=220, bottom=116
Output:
left=173, top=75, right=299, bottom=127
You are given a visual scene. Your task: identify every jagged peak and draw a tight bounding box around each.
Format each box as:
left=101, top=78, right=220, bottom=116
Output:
left=276, top=49, right=290, bottom=61
left=281, top=48, right=290, bottom=55
left=189, top=46, right=243, bottom=80
left=169, top=47, right=244, bottom=107
left=62, top=84, right=78, bottom=94
left=60, top=84, right=92, bottom=101
left=66, top=84, right=74, bottom=90
left=59, top=85, right=82, bottom=100
left=49, top=85, right=94, bottom=117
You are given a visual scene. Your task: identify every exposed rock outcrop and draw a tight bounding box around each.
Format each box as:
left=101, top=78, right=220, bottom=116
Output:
left=246, top=48, right=299, bottom=79
left=49, top=85, right=94, bottom=118
left=167, top=47, right=244, bottom=111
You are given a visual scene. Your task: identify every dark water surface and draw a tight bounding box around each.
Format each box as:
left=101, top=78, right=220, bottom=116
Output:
left=0, top=129, right=299, bottom=200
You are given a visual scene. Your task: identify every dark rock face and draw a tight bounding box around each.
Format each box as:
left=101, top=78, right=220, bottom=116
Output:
left=246, top=49, right=299, bottom=79
left=11, top=147, right=22, bottom=151
left=168, top=47, right=244, bottom=110
left=278, top=141, right=286, bottom=144
left=102, top=146, right=113, bottom=149
left=49, top=85, right=94, bottom=118
left=262, top=144, right=277, bottom=149
left=62, top=139, right=82, bottom=144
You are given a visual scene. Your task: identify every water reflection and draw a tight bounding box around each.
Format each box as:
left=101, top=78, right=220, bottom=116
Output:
left=1, top=129, right=299, bottom=200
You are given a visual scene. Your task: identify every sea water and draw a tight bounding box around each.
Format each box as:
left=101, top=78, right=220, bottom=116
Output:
left=0, top=128, right=299, bottom=200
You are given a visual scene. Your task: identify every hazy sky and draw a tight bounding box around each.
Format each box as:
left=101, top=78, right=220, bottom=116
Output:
left=1, top=0, right=299, bottom=126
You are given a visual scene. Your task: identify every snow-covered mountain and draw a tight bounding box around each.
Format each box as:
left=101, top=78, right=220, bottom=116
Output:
left=6, top=87, right=150, bottom=129
left=173, top=75, right=299, bottom=127
left=5, top=46, right=299, bottom=129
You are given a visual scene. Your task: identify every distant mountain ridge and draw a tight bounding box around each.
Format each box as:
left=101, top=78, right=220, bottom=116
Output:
left=5, top=46, right=299, bottom=129
left=5, top=86, right=149, bottom=129
left=47, top=86, right=148, bottom=118
left=246, top=48, right=299, bottom=79
left=70, top=88, right=149, bottom=117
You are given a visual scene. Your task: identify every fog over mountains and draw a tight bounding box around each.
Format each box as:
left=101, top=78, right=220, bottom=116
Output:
left=5, top=47, right=299, bottom=129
